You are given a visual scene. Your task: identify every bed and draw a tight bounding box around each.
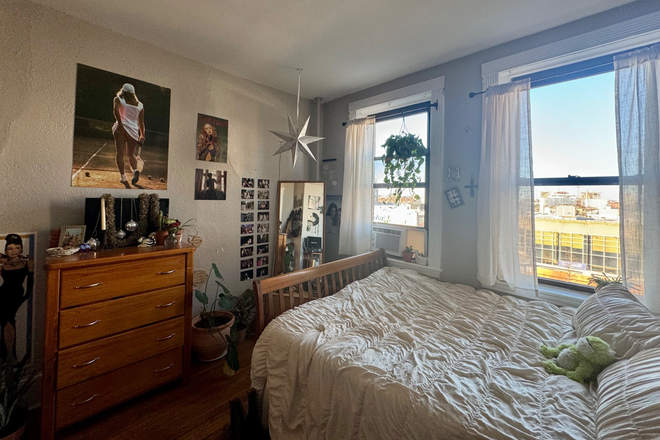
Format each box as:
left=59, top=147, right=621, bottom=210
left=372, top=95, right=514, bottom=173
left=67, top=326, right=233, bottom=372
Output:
left=251, top=250, right=660, bottom=440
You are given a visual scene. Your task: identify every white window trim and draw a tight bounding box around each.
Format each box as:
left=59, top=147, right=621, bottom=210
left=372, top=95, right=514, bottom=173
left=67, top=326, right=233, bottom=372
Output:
left=478, top=12, right=660, bottom=303
left=482, top=10, right=660, bottom=88
left=348, top=76, right=445, bottom=275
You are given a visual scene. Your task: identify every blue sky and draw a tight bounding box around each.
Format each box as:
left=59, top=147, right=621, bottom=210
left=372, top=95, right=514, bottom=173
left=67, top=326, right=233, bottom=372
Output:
left=531, top=71, right=619, bottom=200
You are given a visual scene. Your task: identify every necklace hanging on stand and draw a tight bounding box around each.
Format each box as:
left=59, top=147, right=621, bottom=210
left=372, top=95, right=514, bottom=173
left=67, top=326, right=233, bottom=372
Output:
left=86, top=211, right=102, bottom=250
left=116, top=198, right=127, bottom=239
left=125, top=198, right=138, bottom=232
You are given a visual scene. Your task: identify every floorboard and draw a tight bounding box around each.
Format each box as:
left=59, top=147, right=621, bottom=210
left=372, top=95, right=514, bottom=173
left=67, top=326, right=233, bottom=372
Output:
left=25, top=338, right=257, bottom=440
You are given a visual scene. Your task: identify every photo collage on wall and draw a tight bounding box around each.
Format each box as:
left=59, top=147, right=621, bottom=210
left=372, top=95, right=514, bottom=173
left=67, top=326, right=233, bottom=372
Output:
left=240, top=178, right=270, bottom=280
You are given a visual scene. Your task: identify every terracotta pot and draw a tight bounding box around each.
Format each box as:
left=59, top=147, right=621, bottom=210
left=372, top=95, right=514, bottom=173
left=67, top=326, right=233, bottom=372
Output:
left=0, top=424, right=25, bottom=440
left=237, top=326, right=247, bottom=343
left=155, top=230, right=169, bottom=246
left=191, top=311, right=235, bottom=362
left=402, top=251, right=414, bottom=262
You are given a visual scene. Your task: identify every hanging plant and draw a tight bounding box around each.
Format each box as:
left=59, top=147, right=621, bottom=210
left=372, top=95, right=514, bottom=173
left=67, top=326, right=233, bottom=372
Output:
left=381, top=133, right=428, bottom=204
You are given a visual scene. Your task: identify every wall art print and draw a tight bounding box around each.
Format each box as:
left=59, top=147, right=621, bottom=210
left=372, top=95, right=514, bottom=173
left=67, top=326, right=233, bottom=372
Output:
left=195, top=169, right=227, bottom=200
left=72, top=64, right=171, bottom=189
left=196, top=113, right=228, bottom=163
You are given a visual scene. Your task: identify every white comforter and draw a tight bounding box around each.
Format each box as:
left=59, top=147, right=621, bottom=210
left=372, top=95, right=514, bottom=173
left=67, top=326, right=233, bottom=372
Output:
left=251, top=267, right=596, bottom=440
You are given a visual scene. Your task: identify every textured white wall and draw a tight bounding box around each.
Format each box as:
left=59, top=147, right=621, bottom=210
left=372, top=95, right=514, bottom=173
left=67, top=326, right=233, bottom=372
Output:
left=0, top=0, right=315, bottom=366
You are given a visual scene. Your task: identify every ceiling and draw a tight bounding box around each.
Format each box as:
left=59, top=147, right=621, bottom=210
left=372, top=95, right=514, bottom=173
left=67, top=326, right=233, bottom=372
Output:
left=35, top=0, right=635, bottom=101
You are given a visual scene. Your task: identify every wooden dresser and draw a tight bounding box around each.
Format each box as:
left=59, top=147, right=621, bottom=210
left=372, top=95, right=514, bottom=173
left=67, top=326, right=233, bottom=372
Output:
left=41, top=245, right=195, bottom=439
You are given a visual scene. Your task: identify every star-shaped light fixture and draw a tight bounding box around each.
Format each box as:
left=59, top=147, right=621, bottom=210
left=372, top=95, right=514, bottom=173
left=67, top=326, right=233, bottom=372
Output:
left=270, top=69, right=324, bottom=167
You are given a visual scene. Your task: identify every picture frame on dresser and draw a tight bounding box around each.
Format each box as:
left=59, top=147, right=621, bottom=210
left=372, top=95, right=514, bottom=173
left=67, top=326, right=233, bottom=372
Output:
left=40, top=244, right=195, bottom=440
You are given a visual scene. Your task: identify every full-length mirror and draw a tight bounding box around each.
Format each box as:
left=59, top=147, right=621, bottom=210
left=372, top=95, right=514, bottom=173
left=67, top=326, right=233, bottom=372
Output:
left=274, top=181, right=325, bottom=275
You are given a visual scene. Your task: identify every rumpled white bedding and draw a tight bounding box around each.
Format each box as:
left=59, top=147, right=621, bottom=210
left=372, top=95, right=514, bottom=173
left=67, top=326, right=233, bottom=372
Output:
left=251, top=267, right=597, bottom=440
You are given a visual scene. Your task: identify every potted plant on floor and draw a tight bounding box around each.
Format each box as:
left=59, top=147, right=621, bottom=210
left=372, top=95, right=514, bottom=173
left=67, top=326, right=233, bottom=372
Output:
left=402, top=246, right=414, bottom=262
left=232, top=289, right=256, bottom=343
left=381, top=132, right=428, bottom=204
left=192, top=264, right=236, bottom=362
left=1, top=354, right=38, bottom=440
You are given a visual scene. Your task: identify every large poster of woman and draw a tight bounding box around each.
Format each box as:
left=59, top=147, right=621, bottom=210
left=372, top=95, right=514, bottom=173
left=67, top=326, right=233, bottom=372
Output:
left=0, top=233, right=35, bottom=362
left=71, top=64, right=171, bottom=189
left=196, top=114, right=228, bottom=163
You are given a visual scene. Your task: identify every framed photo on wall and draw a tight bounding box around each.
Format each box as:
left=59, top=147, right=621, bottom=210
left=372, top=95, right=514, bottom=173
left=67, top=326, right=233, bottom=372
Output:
left=196, top=113, right=228, bottom=163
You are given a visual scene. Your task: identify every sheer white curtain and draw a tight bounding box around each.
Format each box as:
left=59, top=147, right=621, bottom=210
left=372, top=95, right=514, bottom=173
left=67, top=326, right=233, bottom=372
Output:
left=477, top=79, right=537, bottom=295
left=614, top=44, right=660, bottom=313
left=339, top=117, right=375, bottom=255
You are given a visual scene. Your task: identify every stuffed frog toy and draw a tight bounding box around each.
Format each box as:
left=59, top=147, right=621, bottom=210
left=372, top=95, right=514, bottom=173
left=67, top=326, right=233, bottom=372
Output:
left=540, top=336, right=616, bottom=384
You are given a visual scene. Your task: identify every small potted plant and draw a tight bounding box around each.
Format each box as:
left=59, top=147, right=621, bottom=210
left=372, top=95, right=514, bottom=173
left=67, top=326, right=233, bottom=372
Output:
left=166, top=218, right=196, bottom=246
left=232, top=289, right=256, bottom=342
left=402, top=246, right=414, bottom=262
left=1, top=354, right=38, bottom=440
left=192, top=264, right=236, bottom=362
left=589, top=273, right=623, bottom=292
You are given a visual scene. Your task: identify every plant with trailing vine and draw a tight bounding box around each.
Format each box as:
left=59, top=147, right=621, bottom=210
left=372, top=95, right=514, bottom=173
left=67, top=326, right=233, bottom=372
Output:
left=381, top=132, right=428, bottom=204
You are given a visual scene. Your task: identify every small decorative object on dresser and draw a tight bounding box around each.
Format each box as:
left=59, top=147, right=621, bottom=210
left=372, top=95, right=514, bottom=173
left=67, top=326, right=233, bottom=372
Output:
left=40, top=245, right=195, bottom=440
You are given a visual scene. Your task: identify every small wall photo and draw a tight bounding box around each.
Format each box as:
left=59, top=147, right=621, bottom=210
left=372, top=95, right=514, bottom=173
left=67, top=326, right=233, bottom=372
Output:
left=72, top=64, right=171, bottom=190
left=196, top=113, right=228, bottom=163
left=195, top=169, right=227, bottom=200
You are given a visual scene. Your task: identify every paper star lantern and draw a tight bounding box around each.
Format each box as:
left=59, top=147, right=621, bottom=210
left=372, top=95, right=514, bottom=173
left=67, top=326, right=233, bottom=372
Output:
left=270, top=115, right=323, bottom=167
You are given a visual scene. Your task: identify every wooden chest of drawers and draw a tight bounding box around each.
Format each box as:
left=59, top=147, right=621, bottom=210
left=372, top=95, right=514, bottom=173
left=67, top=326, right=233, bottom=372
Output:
left=41, top=245, right=194, bottom=439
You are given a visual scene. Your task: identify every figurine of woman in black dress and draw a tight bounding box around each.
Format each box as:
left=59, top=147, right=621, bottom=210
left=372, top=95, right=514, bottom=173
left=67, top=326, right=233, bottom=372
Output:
left=0, top=234, right=34, bottom=361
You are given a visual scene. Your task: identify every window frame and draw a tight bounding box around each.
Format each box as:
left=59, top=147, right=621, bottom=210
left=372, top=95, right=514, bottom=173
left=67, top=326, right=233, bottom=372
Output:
left=371, top=101, right=433, bottom=254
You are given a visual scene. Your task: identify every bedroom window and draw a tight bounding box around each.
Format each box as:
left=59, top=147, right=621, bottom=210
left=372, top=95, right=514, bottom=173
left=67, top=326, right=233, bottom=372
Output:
left=527, top=62, right=620, bottom=291
left=372, top=102, right=430, bottom=256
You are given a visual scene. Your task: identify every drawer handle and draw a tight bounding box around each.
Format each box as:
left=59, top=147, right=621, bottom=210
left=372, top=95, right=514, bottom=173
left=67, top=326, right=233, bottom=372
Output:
left=73, top=320, right=100, bottom=329
left=72, top=357, right=100, bottom=368
left=157, top=270, right=177, bottom=275
left=74, top=282, right=103, bottom=289
left=156, top=333, right=176, bottom=341
left=156, top=301, right=176, bottom=308
left=154, top=363, right=174, bottom=373
left=70, top=394, right=99, bottom=406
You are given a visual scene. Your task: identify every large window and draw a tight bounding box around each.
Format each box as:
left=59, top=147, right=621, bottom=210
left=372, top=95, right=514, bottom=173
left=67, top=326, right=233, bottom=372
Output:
left=529, top=68, right=620, bottom=290
left=372, top=103, right=430, bottom=255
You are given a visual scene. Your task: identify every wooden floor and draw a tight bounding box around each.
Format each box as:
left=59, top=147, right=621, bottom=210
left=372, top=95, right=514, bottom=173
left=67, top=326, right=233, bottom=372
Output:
left=26, top=338, right=257, bottom=440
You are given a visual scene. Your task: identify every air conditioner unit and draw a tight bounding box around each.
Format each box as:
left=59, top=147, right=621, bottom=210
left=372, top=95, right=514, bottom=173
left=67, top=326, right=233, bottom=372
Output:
left=372, top=225, right=407, bottom=256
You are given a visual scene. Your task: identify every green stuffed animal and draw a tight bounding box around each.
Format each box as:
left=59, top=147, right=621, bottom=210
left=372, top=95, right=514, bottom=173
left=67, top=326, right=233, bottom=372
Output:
left=540, top=336, right=616, bottom=384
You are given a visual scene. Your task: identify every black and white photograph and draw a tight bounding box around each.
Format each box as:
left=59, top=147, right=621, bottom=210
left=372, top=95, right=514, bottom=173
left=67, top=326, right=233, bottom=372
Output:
left=257, top=223, right=269, bottom=233
left=196, top=113, right=228, bottom=163
left=257, top=234, right=269, bottom=244
left=240, top=236, right=253, bottom=247
left=257, top=212, right=269, bottom=222
left=242, top=178, right=254, bottom=188
left=258, top=201, right=269, bottom=211
left=241, top=258, right=254, bottom=269
left=71, top=64, right=170, bottom=189
left=258, top=179, right=269, bottom=189
left=257, top=190, right=269, bottom=200
left=241, top=224, right=254, bottom=235
left=241, top=189, right=254, bottom=200
left=257, top=244, right=269, bottom=255
left=308, top=195, right=321, bottom=210
left=195, top=169, right=227, bottom=200
left=241, top=201, right=254, bottom=211
left=241, top=213, right=254, bottom=222
left=240, top=247, right=253, bottom=258
left=240, top=270, right=254, bottom=281
left=256, top=267, right=268, bottom=277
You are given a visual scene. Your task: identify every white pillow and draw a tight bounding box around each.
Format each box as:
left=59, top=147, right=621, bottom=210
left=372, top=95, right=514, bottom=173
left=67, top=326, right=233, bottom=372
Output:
left=596, top=348, right=660, bottom=439
left=572, top=284, right=660, bottom=358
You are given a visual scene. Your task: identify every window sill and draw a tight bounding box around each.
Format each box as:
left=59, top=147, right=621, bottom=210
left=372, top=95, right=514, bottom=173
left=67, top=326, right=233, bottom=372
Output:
left=482, top=280, right=590, bottom=308
left=387, top=258, right=442, bottom=279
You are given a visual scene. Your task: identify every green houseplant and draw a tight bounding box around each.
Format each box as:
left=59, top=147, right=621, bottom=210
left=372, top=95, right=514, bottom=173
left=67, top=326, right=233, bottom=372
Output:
left=232, top=289, right=256, bottom=342
left=589, top=273, right=623, bottom=292
left=0, top=354, right=38, bottom=440
left=381, top=133, right=428, bottom=204
left=402, top=245, right=414, bottom=263
left=192, top=264, right=235, bottom=363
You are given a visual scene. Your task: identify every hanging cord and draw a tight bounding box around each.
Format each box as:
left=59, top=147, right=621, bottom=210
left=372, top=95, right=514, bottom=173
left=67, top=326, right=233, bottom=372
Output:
left=119, top=198, right=123, bottom=225
left=398, top=116, right=409, bottom=136
left=296, top=68, right=302, bottom=126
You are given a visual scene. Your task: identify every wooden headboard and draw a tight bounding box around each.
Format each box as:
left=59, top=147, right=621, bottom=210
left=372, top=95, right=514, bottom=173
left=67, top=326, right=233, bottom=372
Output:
left=252, top=249, right=388, bottom=338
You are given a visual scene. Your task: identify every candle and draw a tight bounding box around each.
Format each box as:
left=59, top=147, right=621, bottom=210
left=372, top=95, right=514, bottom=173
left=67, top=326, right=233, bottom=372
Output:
left=100, top=196, right=106, bottom=231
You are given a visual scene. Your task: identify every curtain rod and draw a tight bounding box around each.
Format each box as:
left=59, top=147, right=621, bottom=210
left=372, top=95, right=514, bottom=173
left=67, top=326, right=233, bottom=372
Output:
left=341, top=100, right=437, bottom=126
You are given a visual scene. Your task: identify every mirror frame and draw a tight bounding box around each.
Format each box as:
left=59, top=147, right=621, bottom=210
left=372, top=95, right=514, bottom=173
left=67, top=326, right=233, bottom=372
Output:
left=274, top=180, right=326, bottom=275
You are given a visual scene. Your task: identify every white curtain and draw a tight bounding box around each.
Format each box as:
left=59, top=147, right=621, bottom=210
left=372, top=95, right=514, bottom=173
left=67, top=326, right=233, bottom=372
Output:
left=477, top=79, right=537, bottom=295
left=614, top=44, right=660, bottom=313
left=339, top=117, right=375, bottom=255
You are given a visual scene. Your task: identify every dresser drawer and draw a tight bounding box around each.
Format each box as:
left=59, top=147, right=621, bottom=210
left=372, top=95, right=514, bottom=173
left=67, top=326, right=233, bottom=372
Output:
left=57, top=316, right=184, bottom=389
left=60, top=255, right=186, bottom=308
left=56, top=347, right=182, bottom=429
left=59, top=286, right=185, bottom=349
